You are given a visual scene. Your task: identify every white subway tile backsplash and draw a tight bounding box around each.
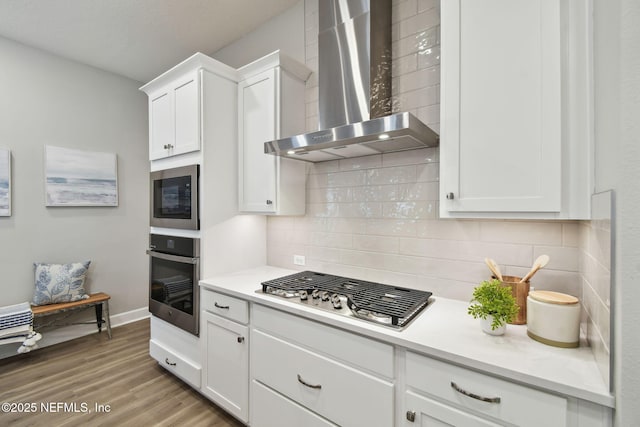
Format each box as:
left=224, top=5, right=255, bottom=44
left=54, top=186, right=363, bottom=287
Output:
left=307, top=187, right=353, bottom=203
left=392, top=53, right=418, bottom=76
left=365, top=219, right=419, bottom=237
left=396, top=66, right=440, bottom=94
left=533, top=246, right=579, bottom=271
left=367, top=165, right=417, bottom=185
left=339, top=155, right=382, bottom=171
left=328, top=170, right=368, bottom=187
left=398, top=8, right=439, bottom=39
left=418, top=0, right=439, bottom=13
left=417, top=46, right=441, bottom=69
left=479, top=221, right=564, bottom=245
left=382, top=201, right=437, bottom=219
left=352, top=234, right=400, bottom=253
left=415, top=163, right=439, bottom=183
left=392, top=0, right=418, bottom=23
left=383, top=147, right=438, bottom=167
left=415, top=219, right=479, bottom=241
left=352, top=185, right=399, bottom=202
left=397, top=182, right=438, bottom=200
left=310, top=231, right=353, bottom=249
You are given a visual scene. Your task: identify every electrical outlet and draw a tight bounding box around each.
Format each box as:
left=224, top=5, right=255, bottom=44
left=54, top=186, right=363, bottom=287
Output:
left=293, top=255, right=306, bottom=266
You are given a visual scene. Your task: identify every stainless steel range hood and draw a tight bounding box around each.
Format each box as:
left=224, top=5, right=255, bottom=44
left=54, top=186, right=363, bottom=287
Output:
left=264, top=0, right=439, bottom=162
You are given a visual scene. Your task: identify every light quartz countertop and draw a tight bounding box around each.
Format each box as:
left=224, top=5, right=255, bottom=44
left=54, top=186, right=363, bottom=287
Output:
left=200, top=265, right=614, bottom=408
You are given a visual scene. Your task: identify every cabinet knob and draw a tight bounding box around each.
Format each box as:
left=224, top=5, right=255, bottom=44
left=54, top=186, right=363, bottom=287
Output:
left=266, top=200, right=273, bottom=205
left=163, top=144, right=174, bottom=150
left=237, top=336, right=245, bottom=344
left=446, top=192, right=455, bottom=200
left=406, top=410, right=416, bottom=422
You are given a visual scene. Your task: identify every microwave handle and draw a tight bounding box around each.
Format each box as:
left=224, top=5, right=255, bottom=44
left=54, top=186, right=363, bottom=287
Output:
left=146, top=250, right=198, bottom=265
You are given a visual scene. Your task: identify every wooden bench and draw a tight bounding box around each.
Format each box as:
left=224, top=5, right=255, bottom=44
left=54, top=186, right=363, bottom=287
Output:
left=31, top=292, right=112, bottom=339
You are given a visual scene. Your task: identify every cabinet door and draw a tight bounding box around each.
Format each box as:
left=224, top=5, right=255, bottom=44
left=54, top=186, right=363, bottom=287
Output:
left=149, top=90, right=174, bottom=160
left=440, top=0, right=562, bottom=216
left=202, top=311, right=249, bottom=423
left=238, top=68, right=278, bottom=213
left=173, top=71, right=201, bottom=156
left=405, top=391, right=501, bottom=427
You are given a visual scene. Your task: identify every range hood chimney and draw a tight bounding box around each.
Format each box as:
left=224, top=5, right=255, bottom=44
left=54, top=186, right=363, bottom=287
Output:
left=264, top=0, right=439, bottom=162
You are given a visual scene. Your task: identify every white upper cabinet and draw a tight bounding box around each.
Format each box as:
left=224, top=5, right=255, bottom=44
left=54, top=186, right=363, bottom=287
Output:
left=238, top=51, right=310, bottom=215
left=440, top=0, right=592, bottom=219
left=141, top=53, right=237, bottom=161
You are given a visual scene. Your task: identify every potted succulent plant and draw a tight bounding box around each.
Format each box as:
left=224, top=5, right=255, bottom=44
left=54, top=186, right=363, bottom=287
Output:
left=468, top=279, right=520, bottom=335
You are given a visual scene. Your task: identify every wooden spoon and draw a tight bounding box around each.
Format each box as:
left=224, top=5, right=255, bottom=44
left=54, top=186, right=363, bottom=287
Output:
left=520, top=254, right=550, bottom=283
left=484, top=258, right=504, bottom=281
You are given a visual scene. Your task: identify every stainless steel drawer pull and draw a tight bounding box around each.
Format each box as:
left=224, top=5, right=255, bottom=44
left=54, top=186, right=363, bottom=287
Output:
left=451, top=382, right=501, bottom=403
left=214, top=302, right=230, bottom=310
left=165, top=358, right=177, bottom=367
left=297, top=374, right=322, bottom=390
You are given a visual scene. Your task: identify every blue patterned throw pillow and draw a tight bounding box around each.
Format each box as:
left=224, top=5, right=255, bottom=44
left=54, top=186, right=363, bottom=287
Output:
left=32, top=261, right=91, bottom=306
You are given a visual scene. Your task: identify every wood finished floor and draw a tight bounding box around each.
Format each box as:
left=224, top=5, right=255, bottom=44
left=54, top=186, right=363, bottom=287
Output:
left=0, top=319, right=244, bottom=427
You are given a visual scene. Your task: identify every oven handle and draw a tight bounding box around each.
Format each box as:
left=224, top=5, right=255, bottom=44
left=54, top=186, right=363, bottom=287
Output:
left=146, top=250, right=199, bottom=265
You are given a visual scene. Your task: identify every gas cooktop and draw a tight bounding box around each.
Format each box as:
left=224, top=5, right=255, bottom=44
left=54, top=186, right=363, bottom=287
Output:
left=259, top=271, right=433, bottom=330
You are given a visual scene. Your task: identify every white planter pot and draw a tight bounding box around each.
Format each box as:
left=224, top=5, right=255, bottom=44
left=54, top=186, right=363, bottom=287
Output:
left=481, top=316, right=506, bottom=336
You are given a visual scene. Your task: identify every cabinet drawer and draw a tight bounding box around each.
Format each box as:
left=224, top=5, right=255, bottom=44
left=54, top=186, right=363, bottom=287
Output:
left=251, top=381, right=338, bottom=427
left=405, top=390, right=501, bottom=426
left=150, top=339, right=201, bottom=388
left=201, top=289, right=248, bottom=324
left=252, top=304, right=393, bottom=377
left=252, top=329, right=394, bottom=427
left=406, top=352, right=566, bottom=427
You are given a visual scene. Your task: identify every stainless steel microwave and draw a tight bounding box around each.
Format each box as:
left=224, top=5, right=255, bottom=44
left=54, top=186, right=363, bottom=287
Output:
left=150, top=165, right=199, bottom=230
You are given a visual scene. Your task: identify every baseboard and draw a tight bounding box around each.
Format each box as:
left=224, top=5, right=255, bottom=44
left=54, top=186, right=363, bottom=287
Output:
left=0, top=307, right=150, bottom=359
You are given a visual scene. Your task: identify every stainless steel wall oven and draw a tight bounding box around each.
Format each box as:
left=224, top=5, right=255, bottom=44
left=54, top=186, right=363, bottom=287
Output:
left=147, top=234, right=200, bottom=335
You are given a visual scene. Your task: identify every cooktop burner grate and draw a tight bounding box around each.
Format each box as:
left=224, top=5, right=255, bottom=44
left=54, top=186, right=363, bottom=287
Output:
left=261, top=271, right=432, bottom=327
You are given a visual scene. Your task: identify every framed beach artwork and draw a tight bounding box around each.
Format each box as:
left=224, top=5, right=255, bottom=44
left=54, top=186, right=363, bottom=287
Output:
left=0, top=148, right=10, bottom=216
left=45, top=145, right=118, bottom=207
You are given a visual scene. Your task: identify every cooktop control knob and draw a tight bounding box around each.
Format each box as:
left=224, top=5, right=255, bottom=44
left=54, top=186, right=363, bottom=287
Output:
left=321, top=291, right=330, bottom=301
left=299, top=290, right=308, bottom=301
left=331, top=294, right=342, bottom=309
left=311, top=289, right=320, bottom=299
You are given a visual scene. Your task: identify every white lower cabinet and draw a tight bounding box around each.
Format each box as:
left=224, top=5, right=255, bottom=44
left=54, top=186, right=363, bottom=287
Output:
left=405, top=351, right=567, bottom=426
left=251, top=380, right=338, bottom=427
left=194, top=293, right=610, bottom=427
left=200, top=289, right=249, bottom=423
left=403, top=351, right=613, bottom=427
left=251, top=305, right=394, bottom=427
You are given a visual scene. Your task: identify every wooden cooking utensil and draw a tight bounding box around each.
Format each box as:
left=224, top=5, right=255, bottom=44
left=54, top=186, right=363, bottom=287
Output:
left=520, top=254, right=550, bottom=283
left=484, top=258, right=503, bottom=282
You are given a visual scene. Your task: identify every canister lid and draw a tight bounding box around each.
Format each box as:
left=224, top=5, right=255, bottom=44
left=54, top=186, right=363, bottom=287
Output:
left=529, top=290, right=579, bottom=305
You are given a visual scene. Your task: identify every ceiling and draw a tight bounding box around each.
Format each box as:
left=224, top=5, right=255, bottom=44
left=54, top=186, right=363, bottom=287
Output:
left=0, top=0, right=300, bottom=83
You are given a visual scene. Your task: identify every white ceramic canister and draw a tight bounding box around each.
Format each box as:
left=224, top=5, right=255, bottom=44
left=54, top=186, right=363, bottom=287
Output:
left=526, top=290, right=581, bottom=348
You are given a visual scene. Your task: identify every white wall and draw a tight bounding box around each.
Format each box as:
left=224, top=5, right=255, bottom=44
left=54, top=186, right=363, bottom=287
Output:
left=212, top=0, right=305, bottom=68
left=0, top=36, right=149, bottom=351
left=593, top=0, right=640, bottom=424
